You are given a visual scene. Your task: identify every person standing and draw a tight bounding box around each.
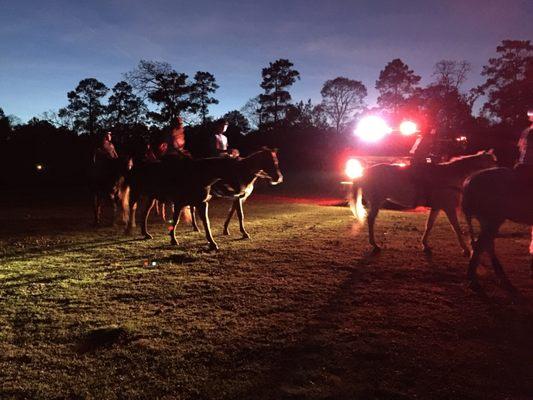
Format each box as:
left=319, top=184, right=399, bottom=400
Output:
left=516, top=108, right=533, bottom=181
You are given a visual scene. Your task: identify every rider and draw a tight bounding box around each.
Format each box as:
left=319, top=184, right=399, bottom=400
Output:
left=94, top=131, right=119, bottom=163
left=158, top=116, right=190, bottom=158
left=515, top=108, right=533, bottom=183
left=204, top=119, right=239, bottom=158
left=409, top=127, right=439, bottom=206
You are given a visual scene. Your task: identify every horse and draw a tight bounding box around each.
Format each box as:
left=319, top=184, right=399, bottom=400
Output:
left=124, top=148, right=282, bottom=250
left=189, top=148, right=283, bottom=238
left=462, top=167, right=533, bottom=291
left=352, top=150, right=498, bottom=255
left=88, top=156, right=132, bottom=226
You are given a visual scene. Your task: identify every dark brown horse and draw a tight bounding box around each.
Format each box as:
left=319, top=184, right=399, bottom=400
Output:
left=124, top=149, right=281, bottom=250
left=462, top=167, right=533, bottom=290
left=352, top=150, right=497, bottom=254
left=190, top=148, right=283, bottom=238
left=88, top=157, right=132, bottom=226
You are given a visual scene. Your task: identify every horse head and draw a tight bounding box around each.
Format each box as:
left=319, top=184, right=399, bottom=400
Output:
left=256, top=147, right=283, bottom=185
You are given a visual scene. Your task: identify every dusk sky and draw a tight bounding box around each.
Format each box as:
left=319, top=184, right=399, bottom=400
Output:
left=1, top=0, right=532, bottom=122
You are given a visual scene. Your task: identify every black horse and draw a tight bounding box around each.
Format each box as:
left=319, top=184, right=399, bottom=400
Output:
left=462, top=167, right=533, bottom=291
left=124, top=155, right=239, bottom=250
left=88, top=157, right=131, bottom=226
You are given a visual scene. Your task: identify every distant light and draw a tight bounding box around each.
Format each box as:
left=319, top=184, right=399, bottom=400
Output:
left=399, top=120, right=418, bottom=136
left=456, top=136, right=467, bottom=142
left=394, top=162, right=408, bottom=168
left=345, top=158, right=364, bottom=180
left=35, top=164, right=44, bottom=171
left=151, top=261, right=157, bottom=267
left=355, top=116, right=392, bottom=142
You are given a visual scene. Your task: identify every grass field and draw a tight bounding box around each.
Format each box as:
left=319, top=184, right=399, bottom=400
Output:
left=1, top=193, right=533, bottom=399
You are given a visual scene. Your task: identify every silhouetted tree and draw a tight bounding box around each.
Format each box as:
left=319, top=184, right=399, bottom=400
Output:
left=432, top=60, right=471, bottom=90
left=286, top=100, right=329, bottom=130
left=477, top=40, right=533, bottom=127
left=126, top=60, right=195, bottom=126
left=320, top=77, right=367, bottom=134
left=0, top=107, right=11, bottom=142
left=241, top=96, right=262, bottom=129
left=59, top=78, right=109, bottom=136
left=190, top=71, right=219, bottom=124
left=222, top=110, right=250, bottom=133
left=376, top=59, right=421, bottom=116
left=259, top=59, right=300, bottom=126
left=412, top=84, right=474, bottom=133
left=125, top=60, right=173, bottom=98
left=107, top=81, right=147, bottom=128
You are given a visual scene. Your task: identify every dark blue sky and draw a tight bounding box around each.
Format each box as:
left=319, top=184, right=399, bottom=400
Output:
left=1, top=0, right=531, bottom=122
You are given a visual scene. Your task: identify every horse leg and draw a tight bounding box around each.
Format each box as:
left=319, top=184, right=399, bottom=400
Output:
left=223, top=200, right=238, bottom=236
left=236, top=198, right=250, bottom=239
left=486, top=233, right=515, bottom=291
left=367, top=203, right=381, bottom=252
left=110, top=194, right=118, bottom=227
left=190, top=206, right=200, bottom=232
left=468, top=235, right=485, bottom=291
left=141, top=198, right=156, bottom=239
left=125, top=191, right=137, bottom=235
left=93, top=194, right=101, bottom=227
left=198, top=201, right=219, bottom=251
left=421, top=208, right=440, bottom=253
left=169, top=202, right=183, bottom=246
left=468, top=220, right=499, bottom=291
left=530, top=226, right=533, bottom=279
left=444, top=208, right=470, bottom=257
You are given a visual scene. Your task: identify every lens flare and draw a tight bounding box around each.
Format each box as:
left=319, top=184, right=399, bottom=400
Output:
left=355, top=116, right=392, bottom=142
left=345, top=158, right=364, bottom=180
left=399, top=120, right=418, bottom=136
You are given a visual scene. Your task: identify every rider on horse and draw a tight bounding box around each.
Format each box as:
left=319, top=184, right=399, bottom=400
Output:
left=516, top=108, right=533, bottom=183
left=409, top=127, right=441, bottom=206
left=157, top=116, right=191, bottom=159
left=207, top=119, right=239, bottom=158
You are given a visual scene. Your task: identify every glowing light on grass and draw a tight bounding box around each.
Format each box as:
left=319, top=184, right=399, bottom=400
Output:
left=355, top=116, right=391, bottom=142
left=345, top=158, right=364, bottom=180
left=36, top=164, right=44, bottom=171
left=399, top=120, right=418, bottom=136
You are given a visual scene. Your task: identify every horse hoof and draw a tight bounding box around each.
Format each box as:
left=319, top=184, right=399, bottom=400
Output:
left=143, top=233, right=153, bottom=240
left=242, top=233, right=251, bottom=239
left=170, top=238, right=178, bottom=246
left=208, top=243, right=219, bottom=251
left=423, top=246, right=432, bottom=254
left=223, top=230, right=230, bottom=236
left=462, top=249, right=471, bottom=258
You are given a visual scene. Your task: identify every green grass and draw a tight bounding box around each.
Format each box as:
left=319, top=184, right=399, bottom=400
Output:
left=1, top=196, right=532, bottom=399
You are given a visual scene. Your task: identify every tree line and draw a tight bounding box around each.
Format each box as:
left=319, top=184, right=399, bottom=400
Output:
left=0, top=39, right=531, bottom=186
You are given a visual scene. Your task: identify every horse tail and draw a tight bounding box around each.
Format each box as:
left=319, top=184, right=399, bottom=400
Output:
left=349, top=180, right=367, bottom=222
